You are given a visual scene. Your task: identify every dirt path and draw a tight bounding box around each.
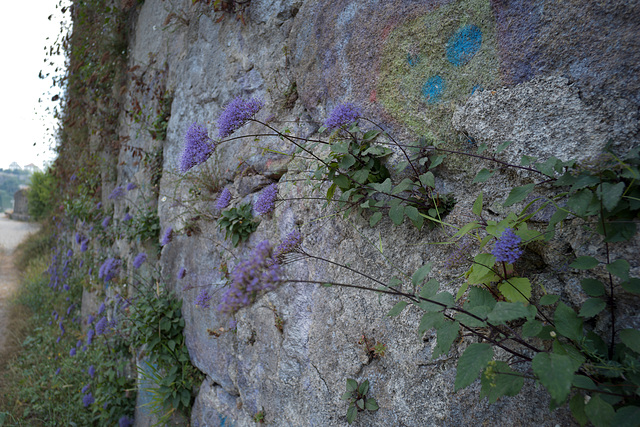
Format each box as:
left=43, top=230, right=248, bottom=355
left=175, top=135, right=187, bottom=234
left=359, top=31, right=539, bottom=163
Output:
left=0, top=214, right=40, bottom=354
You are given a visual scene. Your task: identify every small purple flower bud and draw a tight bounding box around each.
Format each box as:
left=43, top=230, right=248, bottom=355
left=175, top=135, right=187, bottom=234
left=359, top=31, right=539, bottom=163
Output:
left=255, top=184, right=277, bottom=215
left=216, top=188, right=232, bottom=210
left=324, top=103, right=361, bottom=130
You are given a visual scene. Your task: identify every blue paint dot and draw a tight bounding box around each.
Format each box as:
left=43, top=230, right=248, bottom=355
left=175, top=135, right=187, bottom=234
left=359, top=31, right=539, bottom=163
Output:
left=422, top=76, right=445, bottom=104
left=407, top=53, right=420, bottom=67
left=471, top=84, right=484, bottom=95
left=447, top=25, right=482, bottom=67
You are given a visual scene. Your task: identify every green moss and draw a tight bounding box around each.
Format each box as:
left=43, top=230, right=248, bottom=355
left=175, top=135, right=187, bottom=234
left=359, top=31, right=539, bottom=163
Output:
left=377, top=0, right=501, bottom=141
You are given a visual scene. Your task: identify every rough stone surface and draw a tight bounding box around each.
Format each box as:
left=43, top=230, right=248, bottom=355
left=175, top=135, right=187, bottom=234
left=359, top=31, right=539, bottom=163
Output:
left=10, top=188, right=30, bottom=221
left=99, top=0, right=640, bottom=425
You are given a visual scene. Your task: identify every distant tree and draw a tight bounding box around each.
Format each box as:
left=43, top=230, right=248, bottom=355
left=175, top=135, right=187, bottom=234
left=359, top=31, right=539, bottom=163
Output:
left=28, top=169, right=56, bottom=221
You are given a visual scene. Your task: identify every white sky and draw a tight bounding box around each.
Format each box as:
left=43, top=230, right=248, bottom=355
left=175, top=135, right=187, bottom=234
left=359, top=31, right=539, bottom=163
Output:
left=0, top=0, right=70, bottom=171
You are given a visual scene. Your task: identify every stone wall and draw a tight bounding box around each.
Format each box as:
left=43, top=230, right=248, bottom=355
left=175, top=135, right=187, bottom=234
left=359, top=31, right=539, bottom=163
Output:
left=104, top=0, right=640, bottom=425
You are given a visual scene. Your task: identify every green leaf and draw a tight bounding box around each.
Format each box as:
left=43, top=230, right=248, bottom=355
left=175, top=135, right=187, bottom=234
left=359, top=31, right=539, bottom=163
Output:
left=404, top=205, right=424, bottom=229
left=455, top=343, right=494, bottom=391
left=532, top=352, right=577, bottom=403
left=503, top=183, right=535, bottom=207
left=387, top=301, right=408, bottom=317
left=419, top=172, right=435, bottom=188
left=418, top=312, right=445, bottom=336
left=369, top=211, right=383, bottom=227
left=331, top=141, right=349, bottom=154
left=585, top=394, right=616, bottom=427
left=420, top=279, right=439, bottom=300
left=392, top=178, right=415, bottom=195
left=452, top=222, right=480, bottom=239
left=365, top=398, right=379, bottom=411
left=601, top=221, right=637, bottom=243
left=554, top=302, right=583, bottom=341
left=487, top=302, right=530, bottom=324
left=456, top=305, right=490, bottom=327
left=472, top=192, right=483, bottom=216
left=498, top=278, right=532, bottom=303
left=581, top=279, right=606, bottom=297
left=496, top=140, right=513, bottom=153
left=339, top=154, right=356, bottom=169
left=622, top=278, right=640, bottom=294
left=362, top=130, right=380, bottom=142
left=597, top=181, right=625, bottom=211
left=522, top=319, right=543, bottom=337
left=467, top=253, right=496, bottom=284
left=432, top=320, right=459, bottom=359
left=606, top=259, right=630, bottom=280
left=613, top=406, right=640, bottom=427
left=341, top=392, right=353, bottom=401
left=346, top=404, right=357, bottom=424
left=480, top=361, right=524, bottom=403
left=570, top=256, right=599, bottom=270
left=352, top=168, right=369, bottom=184
left=371, top=178, right=392, bottom=194
left=429, top=154, right=445, bottom=169
left=389, top=204, right=405, bottom=225
left=418, top=292, right=454, bottom=312
left=567, top=189, right=595, bottom=217
left=570, top=393, right=589, bottom=427
left=412, top=264, right=432, bottom=288
left=466, top=286, right=496, bottom=310
left=358, top=379, right=369, bottom=396
left=473, top=168, right=494, bottom=184
left=346, top=378, right=358, bottom=392
left=579, top=298, right=606, bottom=318
left=539, top=294, right=560, bottom=305
left=620, top=329, right=640, bottom=353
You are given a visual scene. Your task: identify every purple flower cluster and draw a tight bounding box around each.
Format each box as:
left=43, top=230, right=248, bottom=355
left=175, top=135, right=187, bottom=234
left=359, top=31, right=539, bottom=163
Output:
left=87, top=328, right=95, bottom=345
left=216, top=97, right=265, bottom=139
left=254, top=184, right=277, bottom=215
left=194, top=289, right=212, bottom=308
left=101, top=216, right=111, bottom=229
left=177, top=267, right=187, bottom=280
left=99, top=258, right=121, bottom=283
left=95, top=317, right=108, bottom=335
left=274, top=230, right=303, bottom=262
left=218, top=241, right=281, bottom=315
left=123, top=212, right=133, bottom=222
left=70, top=347, right=77, bottom=357
left=180, top=122, right=215, bottom=172
left=324, top=103, right=361, bottom=130
left=119, top=416, right=134, bottom=427
left=133, top=252, right=147, bottom=269
left=492, top=228, right=523, bottom=264
left=126, top=182, right=137, bottom=191
left=80, top=239, right=89, bottom=252
left=88, top=365, right=96, bottom=378
left=83, top=392, right=94, bottom=407
left=161, top=227, right=173, bottom=246
left=216, top=187, right=232, bottom=210
left=109, top=186, right=126, bottom=200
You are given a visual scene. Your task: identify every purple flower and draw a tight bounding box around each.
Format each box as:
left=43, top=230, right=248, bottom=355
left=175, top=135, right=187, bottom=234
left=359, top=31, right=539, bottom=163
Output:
left=67, top=249, right=73, bottom=257
left=274, top=230, right=303, bottom=262
left=88, top=365, right=95, bottom=378
left=218, top=241, right=281, bottom=315
left=492, top=228, right=523, bottom=264
left=81, top=239, right=89, bottom=252
left=109, top=186, right=125, bottom=200
left=69, top=347, right=76, bottom=356
left=255, top=184, right=277, bottom=215
left=180, top=122, right=214, bottom=172
left=126, top=182, right=137, bottom=191
left=87, top=328, right=95, bottom=345
left=56, top=336, right=61, bottom=343
left=82, top=384, right=90, bottom=394
left=83, top=392, right=94, bottom=407
left=98, top=302, right=106, bottom=315
left=123, top=212, right=133, bottom=222
left=119, top=416, right=134, bottom=427
left=96, top=202, right=102, bottom=210
left=133, top=252, right=147, bottom=269
left=161, top=227, right=173, bottom=246
left=66, top=304, right=75, bottom=315
left=88, top=315, right=94, bottom=324
left=76, top=339, right=82, bottom=348
left=95, top=317, right=108, bottom=335
left=216, top=187, right=232, bottom=210
left=99, top=258, right=121, bottom=283
left=101, top=216, right=111, bottom=229
left=59, top=321, right=65, bottom=333
left=55, top=367, right=61, bottom=375
left=194, top=289, right=212, bottom=308
left=75, top=232, right=82, bottom=244
left=324, top=103, right=361, bottom=130
left=216, top=97, right=265, bottom=139
left=177, top=267, right=186, bottom=280
left=82, top=345, right=87, bottom=352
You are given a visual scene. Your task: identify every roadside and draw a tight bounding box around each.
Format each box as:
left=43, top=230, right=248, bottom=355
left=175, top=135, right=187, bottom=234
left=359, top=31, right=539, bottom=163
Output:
left=0, top=214, right=40, bottom=356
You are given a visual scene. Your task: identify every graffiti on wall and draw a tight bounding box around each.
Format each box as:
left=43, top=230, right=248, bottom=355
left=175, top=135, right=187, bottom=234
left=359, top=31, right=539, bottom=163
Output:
left=377, top=0, right=500, bottom=140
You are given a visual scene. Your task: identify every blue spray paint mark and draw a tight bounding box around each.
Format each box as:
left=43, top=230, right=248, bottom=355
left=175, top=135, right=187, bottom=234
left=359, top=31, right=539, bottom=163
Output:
left=407, top=53, right=420, bottom=67
left=422, top=75, right=445, bottom=104
left=447, top=25, right=482, bottom=66
left=471, top=84, right=484, bottom=95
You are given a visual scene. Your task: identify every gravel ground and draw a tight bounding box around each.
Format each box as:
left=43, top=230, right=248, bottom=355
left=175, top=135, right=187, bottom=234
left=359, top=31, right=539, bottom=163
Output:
left=0, top=214, right=40, bottom=354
